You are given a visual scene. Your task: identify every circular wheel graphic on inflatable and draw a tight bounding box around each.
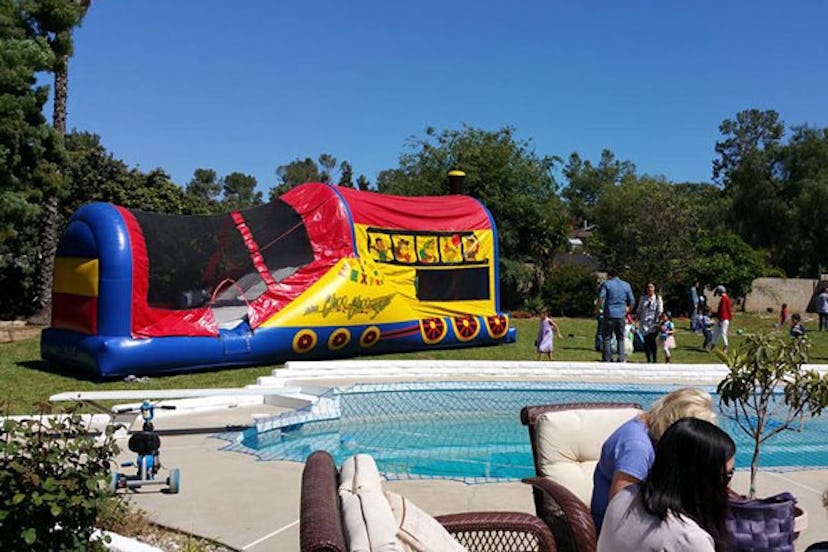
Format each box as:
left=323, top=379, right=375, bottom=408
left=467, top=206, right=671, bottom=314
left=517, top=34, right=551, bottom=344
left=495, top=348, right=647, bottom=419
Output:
left=328, top=328, right=351, bottom=351
left=292, top=329, right=318, bottom=354
left=420, top=318, right=447, bottom=345
left=451, top=315, right=480, bottom=342
left=485, top=314, right=510, bottom=339
left=359, top=326, right=381, bottom=348
left=327, top=328, right=351, bottom=351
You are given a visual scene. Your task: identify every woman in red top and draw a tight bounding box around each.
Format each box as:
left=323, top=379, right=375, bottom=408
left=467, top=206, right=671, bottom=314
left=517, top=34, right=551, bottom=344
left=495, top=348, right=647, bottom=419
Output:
left=711, top=286, right=732, bottom=352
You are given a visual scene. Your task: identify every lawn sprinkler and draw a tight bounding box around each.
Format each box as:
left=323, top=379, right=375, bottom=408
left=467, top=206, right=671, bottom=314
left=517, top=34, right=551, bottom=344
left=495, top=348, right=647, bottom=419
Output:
left=110, top=400, right=180, bottom=494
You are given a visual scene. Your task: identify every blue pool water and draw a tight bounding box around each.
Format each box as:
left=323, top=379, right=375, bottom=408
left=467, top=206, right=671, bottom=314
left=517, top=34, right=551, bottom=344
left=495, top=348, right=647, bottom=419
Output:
left=232, top=382, right=828, bottom=482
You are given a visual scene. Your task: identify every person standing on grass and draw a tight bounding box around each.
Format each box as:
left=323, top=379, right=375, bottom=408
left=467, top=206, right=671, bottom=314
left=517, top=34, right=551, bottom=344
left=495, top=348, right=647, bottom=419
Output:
left=535, top=309, right=560, bottom=361
left=657, top=311, right=676, bottom=363
left=597, top=268, right=635, bottom=363
left=700, top=306, right=714, bottom=350
left=710, top=286, right=732, bottom=352
left=778, top=303, right=788, bottom=328
left=818, top=286, right=828, bottom=332
left=636, top=282, right=663, bottom=363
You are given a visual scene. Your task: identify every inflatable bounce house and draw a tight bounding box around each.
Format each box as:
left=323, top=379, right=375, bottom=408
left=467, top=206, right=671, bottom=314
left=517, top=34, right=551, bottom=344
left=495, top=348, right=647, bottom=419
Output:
left=41, top=183, right=515, bottom=377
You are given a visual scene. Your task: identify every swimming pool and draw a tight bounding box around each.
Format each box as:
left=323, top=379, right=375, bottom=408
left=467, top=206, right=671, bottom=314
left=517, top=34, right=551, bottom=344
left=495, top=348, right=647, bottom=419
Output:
left=222, top=381, right=828, bottom=482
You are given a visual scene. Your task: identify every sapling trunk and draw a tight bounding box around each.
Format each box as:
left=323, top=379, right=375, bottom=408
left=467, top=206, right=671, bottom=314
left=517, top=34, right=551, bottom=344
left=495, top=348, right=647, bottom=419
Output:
left=749, top=438, right=760, bottom=498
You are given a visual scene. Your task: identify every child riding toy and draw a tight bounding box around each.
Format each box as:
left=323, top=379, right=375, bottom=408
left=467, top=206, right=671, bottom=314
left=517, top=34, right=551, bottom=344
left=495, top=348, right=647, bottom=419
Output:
left=110, top=400, right=181, bottom=494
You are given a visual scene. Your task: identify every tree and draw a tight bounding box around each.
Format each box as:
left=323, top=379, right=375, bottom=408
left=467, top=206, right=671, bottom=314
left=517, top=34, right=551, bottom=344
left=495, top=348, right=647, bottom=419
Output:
left=562, top=149, right=635, bottom=226
left=61, top=132, right=206, bottom=216
left=591, top=175, right=707, bottom=302
left=356, top=174, right=370, bottom=191
left=717, top=113, right=828, bottom=276
left=718, top=334, right=828, bottom=498
left=689, top=231, right=763, bottom=303
left=780, top=126, right=828, bottom=276
left=338, top=160, right=354, bottom=188
left=221, top=172, right=262, bottom=211
left=0, top=0, right=64, bottom=318
left=318, top=153, right=336, bottom=184
left=186, top=168, right=221, bottom=204
left=20, top=0, right=91, bottom=321
left=272, top=157, right=321, bottom=199
left=375, top=125, right=569, bottom=308
left=713, top=108, right=784, bottom=189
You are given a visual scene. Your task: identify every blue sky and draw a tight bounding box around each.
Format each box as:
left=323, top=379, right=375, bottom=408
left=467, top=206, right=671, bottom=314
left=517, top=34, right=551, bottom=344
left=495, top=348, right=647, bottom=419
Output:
left=55, top=1, right=828, bottom=193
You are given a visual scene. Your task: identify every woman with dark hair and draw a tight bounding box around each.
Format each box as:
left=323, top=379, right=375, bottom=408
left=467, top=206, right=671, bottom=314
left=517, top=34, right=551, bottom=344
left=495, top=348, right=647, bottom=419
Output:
left=636, top=282, right=663, bottom=363
left=597, top=417, right=735, bottom=552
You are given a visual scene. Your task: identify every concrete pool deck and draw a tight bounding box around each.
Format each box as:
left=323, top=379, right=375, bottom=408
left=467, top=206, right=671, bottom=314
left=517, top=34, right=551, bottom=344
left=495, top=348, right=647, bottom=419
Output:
left=113, top=361, right=828, bottom=551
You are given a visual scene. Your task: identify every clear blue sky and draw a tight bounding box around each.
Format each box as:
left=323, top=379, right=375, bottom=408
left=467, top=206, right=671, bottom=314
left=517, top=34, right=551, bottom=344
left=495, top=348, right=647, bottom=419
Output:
left=55, top=1, right=828, bottom=193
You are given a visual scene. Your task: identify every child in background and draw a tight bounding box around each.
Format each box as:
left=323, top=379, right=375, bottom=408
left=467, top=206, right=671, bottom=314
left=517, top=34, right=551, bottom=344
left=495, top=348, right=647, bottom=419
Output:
left=658, top=311, right=676, bottom=363
left=624, top=313, right=635, bottom=357
left=778, top=303, right=789, bottom=328
left=790, top=313, right=806, bottom=340
left=535, top=309, right=560, bottom=361
left=700, top=306, right=713, bottom=350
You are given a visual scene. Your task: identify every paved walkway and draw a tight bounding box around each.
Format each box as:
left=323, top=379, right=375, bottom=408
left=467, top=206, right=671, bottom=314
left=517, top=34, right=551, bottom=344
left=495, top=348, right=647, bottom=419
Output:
left=117, top=402, right=828, bottom=551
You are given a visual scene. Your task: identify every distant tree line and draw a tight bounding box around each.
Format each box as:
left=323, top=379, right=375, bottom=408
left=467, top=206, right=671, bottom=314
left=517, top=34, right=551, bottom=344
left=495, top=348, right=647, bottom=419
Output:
left=1, top=2, right=827, bottom=319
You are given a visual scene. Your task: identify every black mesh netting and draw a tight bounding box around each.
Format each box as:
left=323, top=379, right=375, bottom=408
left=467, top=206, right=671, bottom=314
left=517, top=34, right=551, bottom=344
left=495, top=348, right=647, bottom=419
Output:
left=131, top=201, right=314, bottom=309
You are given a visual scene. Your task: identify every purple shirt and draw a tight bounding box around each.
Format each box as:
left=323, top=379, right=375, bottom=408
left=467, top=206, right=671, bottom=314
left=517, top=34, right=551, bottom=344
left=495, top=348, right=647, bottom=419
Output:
left=591, top=416, right=654, bottom=534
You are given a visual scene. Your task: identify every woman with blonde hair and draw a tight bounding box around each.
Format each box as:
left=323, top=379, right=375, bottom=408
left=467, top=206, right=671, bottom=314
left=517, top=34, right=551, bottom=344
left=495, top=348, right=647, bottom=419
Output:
left=590, top=387, right=717, bottom=533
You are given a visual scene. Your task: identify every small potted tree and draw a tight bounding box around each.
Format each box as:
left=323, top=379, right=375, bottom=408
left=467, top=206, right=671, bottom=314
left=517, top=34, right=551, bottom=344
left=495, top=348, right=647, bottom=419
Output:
left=717, top=333, right=828, bottom=546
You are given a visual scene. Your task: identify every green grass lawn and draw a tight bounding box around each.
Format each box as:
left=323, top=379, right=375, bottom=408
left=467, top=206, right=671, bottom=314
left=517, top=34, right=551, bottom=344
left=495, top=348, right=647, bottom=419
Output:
left=2, top=312, right=826, bottom=414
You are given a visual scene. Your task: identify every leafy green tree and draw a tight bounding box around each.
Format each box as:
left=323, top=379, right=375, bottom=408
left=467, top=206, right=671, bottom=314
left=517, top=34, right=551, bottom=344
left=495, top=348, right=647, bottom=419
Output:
left=779, top=126, right=828, bottom=276
left=338, top=160, right=354, bottom=188
left=591, top=175, right=707, bottom=301
left=186, top=168, right=221, bottom=204
left=62, top=132, right=206, bottom=216
left=689, top=231, right=763, bottom=303
left=318, top=152, right=336, bottom=184
left=221, top=171, right=262, bottom=211
left=562, top=149, right=635, bottom=226
left=713, top=108, right=784, bottom=189
left=717, top=111, right=828, bottom=276
left=20, top=0, right=91, bottom=320
left=375, top=125, right=569, bottom=308
left=272, top=157, right=322, bottom=199
left=356, top=174, right=370, bottom=191
left=0, top=0, right=64, bottom=318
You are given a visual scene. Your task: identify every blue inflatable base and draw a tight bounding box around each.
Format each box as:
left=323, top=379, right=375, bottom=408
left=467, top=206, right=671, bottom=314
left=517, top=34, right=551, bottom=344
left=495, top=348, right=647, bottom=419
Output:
left=41, top=317, right=516, bottom=379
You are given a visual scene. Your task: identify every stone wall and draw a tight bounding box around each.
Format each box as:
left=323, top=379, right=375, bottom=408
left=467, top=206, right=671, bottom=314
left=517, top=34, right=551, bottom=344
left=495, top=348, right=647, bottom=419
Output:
left=743, top=277, right=825, bottom=314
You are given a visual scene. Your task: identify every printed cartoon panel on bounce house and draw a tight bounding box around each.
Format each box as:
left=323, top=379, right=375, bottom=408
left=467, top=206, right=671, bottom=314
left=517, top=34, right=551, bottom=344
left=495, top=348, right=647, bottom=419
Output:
left=41, top=182, right=514, bottom=378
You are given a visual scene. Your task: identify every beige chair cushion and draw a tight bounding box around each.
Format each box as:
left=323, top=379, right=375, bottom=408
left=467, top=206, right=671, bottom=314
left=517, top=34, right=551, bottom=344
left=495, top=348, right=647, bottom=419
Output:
left=535, top=407, right=642, bottom=505
left=339, top=452, right=385, bottom=495
left=339, top=454, right=403, bottom=552
left=385, top=491, right=467, bottom=552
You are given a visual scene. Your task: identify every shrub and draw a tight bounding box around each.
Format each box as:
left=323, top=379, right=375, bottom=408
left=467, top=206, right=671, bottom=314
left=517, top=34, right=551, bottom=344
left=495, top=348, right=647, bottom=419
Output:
left=500, top=258, right=539, bottom=311
left=540, top=265, right=598, bottom=317
left=0, top=404, right=121, bottom=551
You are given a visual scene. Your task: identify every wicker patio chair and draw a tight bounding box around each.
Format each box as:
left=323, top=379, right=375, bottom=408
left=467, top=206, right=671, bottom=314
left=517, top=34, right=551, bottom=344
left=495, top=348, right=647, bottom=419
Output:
left=300, top=449, right=558, bottom=552
left=520, top=402, right=642, bottom=552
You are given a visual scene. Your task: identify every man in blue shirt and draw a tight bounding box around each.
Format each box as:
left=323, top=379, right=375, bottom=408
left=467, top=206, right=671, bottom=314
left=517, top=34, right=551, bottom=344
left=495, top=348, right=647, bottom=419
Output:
left=598, top=269, right=635, bottom=362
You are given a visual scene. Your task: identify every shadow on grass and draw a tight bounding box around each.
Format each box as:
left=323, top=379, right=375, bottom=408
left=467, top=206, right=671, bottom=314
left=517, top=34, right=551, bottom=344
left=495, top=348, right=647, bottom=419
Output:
left=18, top=359, right=105, bottom=383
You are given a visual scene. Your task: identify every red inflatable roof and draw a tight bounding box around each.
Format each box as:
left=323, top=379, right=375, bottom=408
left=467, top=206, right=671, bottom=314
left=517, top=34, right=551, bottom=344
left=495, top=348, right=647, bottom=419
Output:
left=333, top=184, right=493, bottom=231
